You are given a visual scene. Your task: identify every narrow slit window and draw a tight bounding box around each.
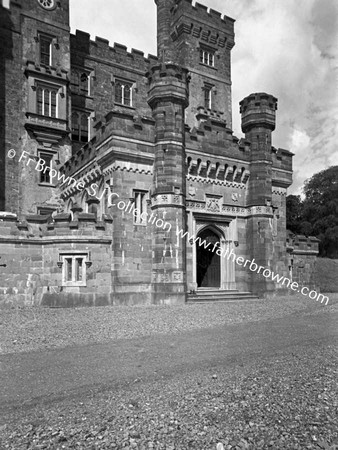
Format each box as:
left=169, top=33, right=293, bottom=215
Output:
left=40, top=35, right=53, bottom=66
left=38, top=152, right=53, bottom=185
left=133, top=191, right=147, bottom=225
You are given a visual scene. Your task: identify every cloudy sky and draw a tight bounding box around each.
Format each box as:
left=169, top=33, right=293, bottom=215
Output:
left=70, top=0, right=338, bottom=195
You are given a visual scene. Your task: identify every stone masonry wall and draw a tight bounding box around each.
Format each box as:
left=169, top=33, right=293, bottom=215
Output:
left=0, top=213, right=113, bottom=308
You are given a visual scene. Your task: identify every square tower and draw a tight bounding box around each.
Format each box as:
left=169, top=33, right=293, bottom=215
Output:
left=155, top=0, right=235, bottom=128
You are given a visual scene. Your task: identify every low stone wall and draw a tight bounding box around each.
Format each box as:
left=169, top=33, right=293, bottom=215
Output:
left=287, top=232, right=319, bottom=290
left=0, top=212, right=113, bottom=308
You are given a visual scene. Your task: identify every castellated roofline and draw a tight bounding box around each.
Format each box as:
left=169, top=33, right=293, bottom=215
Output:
left=71, top=30, right=158, bottom=67
left=0, top=214, right=113, bottom=242
left=59, top=103, right=293, bottom=183
left=173, top=0, right=235, bottom=27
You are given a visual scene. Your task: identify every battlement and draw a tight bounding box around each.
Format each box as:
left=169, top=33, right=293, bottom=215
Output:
left=185, top=118, right=251, bottom=161
left=71, top=30, right=158, bottom=71
left=61, top=110, right=156, bottom=179
left=287, top=232, right=319, bottom=255
left=169, top=0, right=234, bottom=50
left=0, top=213, right=113, bottom=240
left=240, top=93, right=278, bottom=134
left=147, top=63, right=190, bottom=109
left=173, top=0, right=235, bottom=34
left=272, top=147, right=294, bottom=172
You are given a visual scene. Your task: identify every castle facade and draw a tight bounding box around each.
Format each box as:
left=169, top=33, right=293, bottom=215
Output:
left=0, top=0, right=318, bottom=307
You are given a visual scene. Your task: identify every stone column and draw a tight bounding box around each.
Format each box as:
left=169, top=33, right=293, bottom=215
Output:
left=147, top=63, right=189, bottom=304
left=240, top=93, right=277, bottom=295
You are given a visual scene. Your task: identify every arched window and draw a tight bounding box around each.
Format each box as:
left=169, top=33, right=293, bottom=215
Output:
left=51, top=91, right=57, bottom=117
left=36, top=86, right=58, bottom=118
left=80, top=73, right=89, bottom=95
left=72, top=111, right=90, bottom=143
left=115, top=81, right=123, bottom=104
left=124, top=84, right=131, bottom=105
left=71, top=70, right=90, bottom=95
left=114, top=79, right=133, bottom=107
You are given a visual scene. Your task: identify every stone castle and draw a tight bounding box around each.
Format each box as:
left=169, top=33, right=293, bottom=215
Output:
left=0, top=0, right=319, bottom=307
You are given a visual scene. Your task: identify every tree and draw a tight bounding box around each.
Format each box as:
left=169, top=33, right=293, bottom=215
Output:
left=286, top=166, right=338, bottom=258
left=286, top=194, right=303, bottom=235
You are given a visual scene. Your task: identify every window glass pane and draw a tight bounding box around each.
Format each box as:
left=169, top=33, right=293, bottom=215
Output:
left=124, top=85, right=131, bottom=106
left=75, top=258, right=83, bottom=281
left=71, top=112, right=79, bottom=141
left=80, top=73, right=88, bottom=94
left=115, top=82, right=123, bottom=104
left=65, top=258, right=72, bottom=281
left=51, top=91, right=57, bottom=118
left=80, top=113, right=88, bottom=142
left=40, top=154, right=52, bottom=183
left=40, top=37, right=51, bottom=66
left=43, top=89, right=50, bottom=116
left=134, top=191, right=147, bottom=224
left=204, top=89, right=211, bottom=109
left=37, top=88, right=43, bottom=115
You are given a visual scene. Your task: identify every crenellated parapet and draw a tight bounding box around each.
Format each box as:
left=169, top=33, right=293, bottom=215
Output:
left=286, top=232, right=320, bottom=256
left=147, top=62, right=190, bottom=109
left=71, top=30, right=158, bottom=71
left=240, top=92, right=278, bottom=134
left=0, top=213, right=113, bottom=242
left=171, top=0, right=235, bottom=49
left=271, top=147, right=293, bottom=172
left=60, top=110, right=156, bottom=181
left=185, top=117, right=251, bottom=160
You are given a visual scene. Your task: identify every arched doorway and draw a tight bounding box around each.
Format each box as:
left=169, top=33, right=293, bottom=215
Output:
left=196, top=228, right=221, bottom=288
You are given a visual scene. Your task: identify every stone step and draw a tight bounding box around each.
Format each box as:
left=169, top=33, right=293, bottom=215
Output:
left=187, top=290, right=260, bottom=303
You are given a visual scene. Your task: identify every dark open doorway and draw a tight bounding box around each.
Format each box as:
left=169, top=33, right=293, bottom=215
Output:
left=196, top=228, right=221, bottom=288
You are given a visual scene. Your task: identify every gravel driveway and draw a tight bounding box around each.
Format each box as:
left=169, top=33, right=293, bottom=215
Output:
left=0, top=294, right=337, bottom=355
left=0, top=294, right=337, bottom=450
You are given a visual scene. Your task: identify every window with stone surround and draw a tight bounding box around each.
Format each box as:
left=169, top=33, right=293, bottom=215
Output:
left=71, top=69, right=92, bottom=96
left=38, top=151, right=54, bottom=185
left=71, top=110, right=89, bottom=142
left=203, top=83, right=213, bottom=109
left=200, top=48, right=215, bottom=67
left=60, top=254, right=88, bottom=287
left=114, top=79, right=133, bottom=107
left=39, top=34, right=53, bottom=66
left=36, top=84, right=58, bottom=118
left=133, top=190, right=147, bottom=225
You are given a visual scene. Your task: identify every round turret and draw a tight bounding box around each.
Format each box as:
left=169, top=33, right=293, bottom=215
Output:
left=240, top=93, right=277, bottom=134
left=147, top=63, right=190, bottom=109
